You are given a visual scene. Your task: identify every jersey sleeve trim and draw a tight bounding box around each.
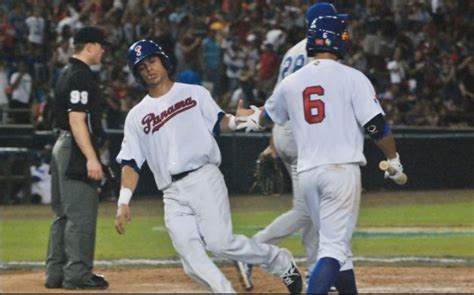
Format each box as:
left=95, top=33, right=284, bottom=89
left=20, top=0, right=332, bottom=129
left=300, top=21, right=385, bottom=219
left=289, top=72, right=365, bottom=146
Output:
left=212, top=111, right=226, bottom=137
left=119, top=159, right=141, bottom=174
left=263, top=109, right=274, bottom=123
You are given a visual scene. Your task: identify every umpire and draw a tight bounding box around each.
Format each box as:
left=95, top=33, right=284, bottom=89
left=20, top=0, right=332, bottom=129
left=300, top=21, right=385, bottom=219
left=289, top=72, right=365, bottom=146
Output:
left=45, top=26, right=109, bottom=290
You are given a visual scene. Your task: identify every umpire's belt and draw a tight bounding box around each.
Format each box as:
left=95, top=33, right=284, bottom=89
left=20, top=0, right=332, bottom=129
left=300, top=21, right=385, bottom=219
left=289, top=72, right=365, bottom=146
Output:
left=171, top=168, right=199, bottom=182
left=59, top=130, right=72, bottom=138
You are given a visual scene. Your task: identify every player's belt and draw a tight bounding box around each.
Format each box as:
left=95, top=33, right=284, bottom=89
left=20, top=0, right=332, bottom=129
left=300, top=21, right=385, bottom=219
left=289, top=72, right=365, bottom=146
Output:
left=171, top=168, right=199, bottom=182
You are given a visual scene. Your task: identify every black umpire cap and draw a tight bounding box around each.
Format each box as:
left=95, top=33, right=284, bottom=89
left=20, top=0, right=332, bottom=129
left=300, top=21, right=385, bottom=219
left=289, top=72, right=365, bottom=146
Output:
left=73, top=26, right=111, bottom=46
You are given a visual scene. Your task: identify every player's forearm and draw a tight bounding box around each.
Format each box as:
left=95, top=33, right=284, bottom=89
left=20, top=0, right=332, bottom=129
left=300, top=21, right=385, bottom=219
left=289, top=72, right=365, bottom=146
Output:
left=118, top=165, right=139, bottom=206
left=374, top=132, right=397, bottom=160
left=69, top=112, right=99, bottom=161
left=219, top=114, right=233, bottom=133
left=121, top=165, right=139, bottom=192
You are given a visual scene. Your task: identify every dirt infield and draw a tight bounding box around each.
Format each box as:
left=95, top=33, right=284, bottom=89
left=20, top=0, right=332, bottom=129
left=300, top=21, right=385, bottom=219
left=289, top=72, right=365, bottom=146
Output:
left=1, top=265, right=473, bottom=293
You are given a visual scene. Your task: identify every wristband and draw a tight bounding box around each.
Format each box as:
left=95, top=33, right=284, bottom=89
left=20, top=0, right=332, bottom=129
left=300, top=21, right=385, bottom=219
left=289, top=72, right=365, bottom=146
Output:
left=118, top=187, right=133, bottom=206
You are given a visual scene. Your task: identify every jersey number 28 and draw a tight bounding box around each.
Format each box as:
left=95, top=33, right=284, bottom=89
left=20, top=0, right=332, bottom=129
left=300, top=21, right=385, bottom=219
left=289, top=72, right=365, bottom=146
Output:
left=303, top=86, right=326, bottom=124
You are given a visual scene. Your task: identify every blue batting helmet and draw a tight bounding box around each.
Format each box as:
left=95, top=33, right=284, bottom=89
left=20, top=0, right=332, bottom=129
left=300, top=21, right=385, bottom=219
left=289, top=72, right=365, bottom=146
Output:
left=127, top=39, right=172, bottom=84
left=306, top=15, right=349, bottom=59
left=305, top=2, right=348, bottom=27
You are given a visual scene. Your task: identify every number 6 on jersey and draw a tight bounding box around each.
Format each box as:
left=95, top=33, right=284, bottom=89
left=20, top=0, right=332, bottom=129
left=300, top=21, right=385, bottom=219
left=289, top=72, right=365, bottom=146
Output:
left=303, top=86, right=326, bottom=124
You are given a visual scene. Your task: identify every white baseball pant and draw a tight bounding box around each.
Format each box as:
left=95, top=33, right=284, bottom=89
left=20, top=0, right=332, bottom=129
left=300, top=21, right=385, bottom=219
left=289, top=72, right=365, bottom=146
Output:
left=299, top=164, right=361, bottom=267
left=163, top=164, right=293, bottom=293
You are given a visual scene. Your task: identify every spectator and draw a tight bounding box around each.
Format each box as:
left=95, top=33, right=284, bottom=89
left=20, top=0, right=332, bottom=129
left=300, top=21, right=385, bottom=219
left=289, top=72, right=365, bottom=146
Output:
left=257, top=43, right=279, bottom=100
left=25, top=7, right=45, bottom=49
left=178, top=27, right=202, bottom=73
left=458, top=56, right=474, bottom=111
left=0, top=0, right=472, bottom=127
left=222, top=38, right=245, bottom=94
left=30, top=148, right=52, bottom=205
left=0, top=58, right=8, bottom=123
left=9, top=61, right=32, bottom=124
left=201, top=26, right=222, bottom=97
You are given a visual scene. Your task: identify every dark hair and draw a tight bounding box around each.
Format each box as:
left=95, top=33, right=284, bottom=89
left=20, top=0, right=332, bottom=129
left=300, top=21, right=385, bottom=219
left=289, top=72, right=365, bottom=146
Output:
left=73, top=43, right=87, bottom=54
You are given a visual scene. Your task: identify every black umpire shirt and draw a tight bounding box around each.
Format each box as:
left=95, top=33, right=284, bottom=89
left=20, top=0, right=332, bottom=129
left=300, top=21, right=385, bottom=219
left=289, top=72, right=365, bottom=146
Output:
left=53, top=57, right=105, bottom=181
left=54, top=57, right=103, bottom=138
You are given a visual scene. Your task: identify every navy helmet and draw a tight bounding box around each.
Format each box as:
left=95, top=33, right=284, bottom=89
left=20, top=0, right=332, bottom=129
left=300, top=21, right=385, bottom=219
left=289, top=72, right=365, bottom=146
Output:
left=306, top=15, right=349, bottom=59
left=127, top=39, right=172, bottom=85
left=305, top=2, right=347, bottom=27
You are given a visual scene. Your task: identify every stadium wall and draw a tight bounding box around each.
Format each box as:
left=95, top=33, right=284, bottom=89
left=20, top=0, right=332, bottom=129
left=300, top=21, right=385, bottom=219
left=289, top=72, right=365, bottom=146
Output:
left=1, top=127, right=473, bottom=197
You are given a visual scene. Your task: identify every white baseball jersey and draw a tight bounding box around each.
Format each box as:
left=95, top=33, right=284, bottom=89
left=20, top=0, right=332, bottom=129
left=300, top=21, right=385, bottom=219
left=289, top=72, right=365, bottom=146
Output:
left=116, top=82, right=223, bottom=190
left=276, top=38, right=309, bottom=86
left=117, top=82, right=297, bottom=293
left=265, top=39, right=354, bottom=272
left=265, top=59, right=384, bottom=173
left=272, top=38, right=309, bottom=162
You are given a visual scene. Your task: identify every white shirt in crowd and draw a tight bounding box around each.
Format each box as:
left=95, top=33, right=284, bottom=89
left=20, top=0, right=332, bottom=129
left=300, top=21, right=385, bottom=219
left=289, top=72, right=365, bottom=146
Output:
left=0, top=67, right=8, bottom=106
left=10, top=72, right=32, bottom=104
left=31, top=163, right=52, bottom=204
left=25, top=15, right=45, bottom=44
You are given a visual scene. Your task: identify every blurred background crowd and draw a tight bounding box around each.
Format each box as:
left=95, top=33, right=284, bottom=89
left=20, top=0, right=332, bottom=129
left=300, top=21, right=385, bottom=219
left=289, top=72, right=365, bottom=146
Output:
left=0, top=0, right=473, bottom=129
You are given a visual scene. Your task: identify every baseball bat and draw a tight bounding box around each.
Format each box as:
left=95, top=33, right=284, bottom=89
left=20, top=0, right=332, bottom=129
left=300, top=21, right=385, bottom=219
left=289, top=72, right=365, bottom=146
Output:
left=379, top=161, right=408, bottom=185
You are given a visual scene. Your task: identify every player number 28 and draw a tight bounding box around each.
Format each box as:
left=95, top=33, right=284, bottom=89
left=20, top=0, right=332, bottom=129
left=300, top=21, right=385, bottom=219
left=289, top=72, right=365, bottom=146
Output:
left=303, top=86, right=325, bottom=124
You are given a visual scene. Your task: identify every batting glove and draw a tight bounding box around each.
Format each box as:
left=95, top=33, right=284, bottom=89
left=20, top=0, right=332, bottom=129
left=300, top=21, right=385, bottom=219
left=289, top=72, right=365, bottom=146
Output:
left=228, top=115, right=248, bottom=131
left=244, top=105, right=265, bottom=133
left=384, top=153, right=404, bottom=182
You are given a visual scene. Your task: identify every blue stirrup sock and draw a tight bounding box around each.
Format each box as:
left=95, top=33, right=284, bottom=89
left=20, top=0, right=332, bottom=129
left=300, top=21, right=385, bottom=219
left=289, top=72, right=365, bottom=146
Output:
left=335, top=269, right=358, bottom=294
left=307, top=257, right=341, bottom=294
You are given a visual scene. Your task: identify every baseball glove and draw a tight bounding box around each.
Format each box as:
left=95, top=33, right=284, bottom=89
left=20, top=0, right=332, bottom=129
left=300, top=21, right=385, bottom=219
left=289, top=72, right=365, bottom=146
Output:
left=249, top=154, right=285, bottom=196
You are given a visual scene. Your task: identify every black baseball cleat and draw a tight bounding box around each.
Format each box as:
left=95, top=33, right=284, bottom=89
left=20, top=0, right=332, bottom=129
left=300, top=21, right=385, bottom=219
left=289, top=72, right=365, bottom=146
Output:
left=63, top=273, right=109, bottom=290
left=234, top=261, right=254, bottom=291
left=44, top=281, right=62, bottom=289
left=280, top=259, right=303, bottom=294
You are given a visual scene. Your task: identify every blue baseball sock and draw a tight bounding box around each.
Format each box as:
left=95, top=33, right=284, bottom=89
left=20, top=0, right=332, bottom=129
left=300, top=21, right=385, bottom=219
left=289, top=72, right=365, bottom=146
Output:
left=307, top=257, right=341, bottom=294
left=335, top=269, right=358, bottom=294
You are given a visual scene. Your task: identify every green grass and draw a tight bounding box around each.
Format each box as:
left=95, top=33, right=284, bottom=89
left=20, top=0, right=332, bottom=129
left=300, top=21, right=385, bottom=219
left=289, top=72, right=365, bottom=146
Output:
left=1, top=197, right=473, bottom=262
left=358, top=201, right=474, bottom=227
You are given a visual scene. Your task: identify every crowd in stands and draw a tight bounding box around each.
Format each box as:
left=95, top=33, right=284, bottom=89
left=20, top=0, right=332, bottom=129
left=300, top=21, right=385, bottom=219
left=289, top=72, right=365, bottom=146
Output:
left=0, top=0, right=473, bottom=129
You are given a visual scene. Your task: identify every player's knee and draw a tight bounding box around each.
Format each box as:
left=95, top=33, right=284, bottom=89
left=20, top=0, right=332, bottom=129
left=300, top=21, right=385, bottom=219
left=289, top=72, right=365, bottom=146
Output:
left=205, top=238, right=232, bottom=256
left=318, top=248, right=348, bottom=267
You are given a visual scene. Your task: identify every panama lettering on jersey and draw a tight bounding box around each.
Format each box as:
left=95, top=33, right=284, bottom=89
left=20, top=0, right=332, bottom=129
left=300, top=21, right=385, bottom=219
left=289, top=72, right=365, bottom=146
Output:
left=141, top=97, right=197, bottom=134
left=116, top=83, right=224, bottom=190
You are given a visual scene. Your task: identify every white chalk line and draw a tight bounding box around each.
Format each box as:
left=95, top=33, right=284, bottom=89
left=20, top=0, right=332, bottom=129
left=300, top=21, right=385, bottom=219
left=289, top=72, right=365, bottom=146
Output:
left=1, top=256, right=472, bottom=270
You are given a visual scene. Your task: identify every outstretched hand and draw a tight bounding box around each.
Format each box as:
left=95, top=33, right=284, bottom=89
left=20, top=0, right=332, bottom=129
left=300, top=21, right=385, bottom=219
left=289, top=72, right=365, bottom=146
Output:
left=235, top=99, right=255, bottom=117
left=115, top=204, right=131, bottom=235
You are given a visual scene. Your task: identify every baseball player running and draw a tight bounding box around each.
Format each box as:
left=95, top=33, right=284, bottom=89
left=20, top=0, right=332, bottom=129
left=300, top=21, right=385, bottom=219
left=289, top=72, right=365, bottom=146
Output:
left=236, top=3, right=353, bottom=291
left=244, top=13, right=406, bottom=294
left=114, top=39, right=303, bottom=294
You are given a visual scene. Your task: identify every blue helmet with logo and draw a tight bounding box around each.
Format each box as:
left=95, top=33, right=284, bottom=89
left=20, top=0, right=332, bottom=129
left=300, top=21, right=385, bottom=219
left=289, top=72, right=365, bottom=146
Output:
left=127, top=39, right=172, bottom=84
left=305, top=2, right=348, bottom=27
left=306, top=15, right=349, bottom=59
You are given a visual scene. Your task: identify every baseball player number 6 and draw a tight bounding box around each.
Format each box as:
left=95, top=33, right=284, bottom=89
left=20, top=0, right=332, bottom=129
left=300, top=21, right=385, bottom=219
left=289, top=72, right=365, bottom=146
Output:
left=303, top=86, right=326, bottom=124
left=379, top=161, right=408, bottom=185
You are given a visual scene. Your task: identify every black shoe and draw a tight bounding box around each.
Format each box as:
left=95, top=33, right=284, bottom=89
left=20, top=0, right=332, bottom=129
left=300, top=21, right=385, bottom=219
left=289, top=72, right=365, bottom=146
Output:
left=280, top=251, right=303, bottom=294
left=45, top=281, right=62, bottom=289
left=234, top=261, right=254, bottom=291
left=63, top=273, right=109, bottom=290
